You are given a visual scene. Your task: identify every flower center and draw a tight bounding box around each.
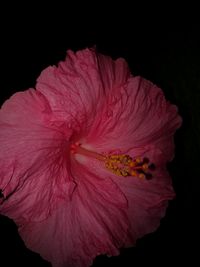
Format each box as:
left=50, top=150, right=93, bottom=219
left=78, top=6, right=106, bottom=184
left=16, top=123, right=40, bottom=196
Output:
left=70, top=142, right=155, bottom=180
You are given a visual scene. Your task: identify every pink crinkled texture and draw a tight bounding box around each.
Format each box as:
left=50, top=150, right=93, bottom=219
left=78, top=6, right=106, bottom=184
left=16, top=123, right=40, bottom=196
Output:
left=0, top=48, right=182, bottom=267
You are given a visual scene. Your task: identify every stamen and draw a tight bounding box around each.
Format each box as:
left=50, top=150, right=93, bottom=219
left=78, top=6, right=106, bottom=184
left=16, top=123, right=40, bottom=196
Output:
left=70, top=143, right=155, bottom=180
left=70, top=142, right=105, bottom=161
left=104, top=154, right=155, bottom=179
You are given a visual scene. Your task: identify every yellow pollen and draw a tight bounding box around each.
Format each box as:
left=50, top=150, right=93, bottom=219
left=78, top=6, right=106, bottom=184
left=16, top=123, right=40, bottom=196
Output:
left=139, top=173, right=145, bottom=179
left=129, top=161, right=136, bottom=167
left=142, top=163, right=149, bottom=170
left=136, top=157, right=142, bottom=163
left=130, top=170, right=137, bottom=176
left=70, top=143, right=155, bottom=180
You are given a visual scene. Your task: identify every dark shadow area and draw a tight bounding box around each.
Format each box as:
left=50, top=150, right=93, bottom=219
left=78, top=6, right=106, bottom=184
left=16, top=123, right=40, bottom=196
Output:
left=0, top=215, right=51, bottom=267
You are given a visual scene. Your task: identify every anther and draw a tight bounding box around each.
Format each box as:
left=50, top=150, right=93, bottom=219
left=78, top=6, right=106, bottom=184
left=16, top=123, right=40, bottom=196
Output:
left=70, top=143, right=155, bottom=180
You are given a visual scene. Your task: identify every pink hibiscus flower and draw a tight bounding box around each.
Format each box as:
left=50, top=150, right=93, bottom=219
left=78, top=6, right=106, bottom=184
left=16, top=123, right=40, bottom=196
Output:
left=0, top=48, right=182, bottom=267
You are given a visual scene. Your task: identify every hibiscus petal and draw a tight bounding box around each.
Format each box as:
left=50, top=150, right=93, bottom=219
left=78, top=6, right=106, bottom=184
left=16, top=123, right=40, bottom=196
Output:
left=87, top=76, right=182, bottom=161
left=0, top=48, right=182, bottom=267
left=103, top=148, right=176, bottom=245
left=0, top=89, right=75, bottom=222
left=73, top=149, right=175, bottom=245
left=19, top=163, right=130, bottom=267
left=35, top=48, right=130, bottom=139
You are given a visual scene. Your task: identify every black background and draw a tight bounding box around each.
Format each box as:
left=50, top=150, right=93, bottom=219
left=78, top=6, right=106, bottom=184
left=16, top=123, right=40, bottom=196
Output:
left=0, top=5, right=199, bottom=267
